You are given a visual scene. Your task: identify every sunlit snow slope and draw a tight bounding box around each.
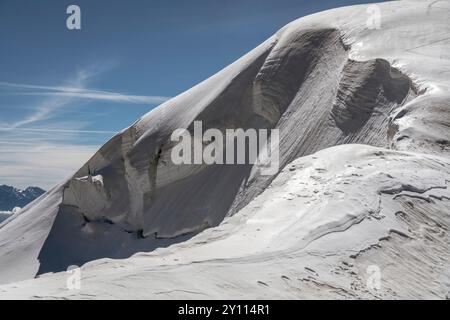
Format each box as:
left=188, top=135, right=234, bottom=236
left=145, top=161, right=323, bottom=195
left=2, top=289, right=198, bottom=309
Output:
left=0, top=0, right=449, bottom=299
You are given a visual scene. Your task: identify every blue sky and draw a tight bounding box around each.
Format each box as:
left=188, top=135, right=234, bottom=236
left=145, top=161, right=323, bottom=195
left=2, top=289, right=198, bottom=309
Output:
left=0, top=0, right=385, bottom=189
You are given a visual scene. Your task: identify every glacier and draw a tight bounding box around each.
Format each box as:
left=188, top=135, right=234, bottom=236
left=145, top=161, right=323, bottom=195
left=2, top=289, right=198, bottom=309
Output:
left=0, top=0, right=449, bottom=299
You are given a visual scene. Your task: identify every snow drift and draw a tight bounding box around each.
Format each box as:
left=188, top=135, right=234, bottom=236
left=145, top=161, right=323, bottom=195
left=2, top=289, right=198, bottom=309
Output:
left=0, top=0, right=449, bottom=299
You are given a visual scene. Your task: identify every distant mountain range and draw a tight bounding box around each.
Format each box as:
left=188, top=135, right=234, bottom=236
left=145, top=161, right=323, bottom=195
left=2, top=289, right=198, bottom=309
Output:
left=0, top=185, right=46, bottom=212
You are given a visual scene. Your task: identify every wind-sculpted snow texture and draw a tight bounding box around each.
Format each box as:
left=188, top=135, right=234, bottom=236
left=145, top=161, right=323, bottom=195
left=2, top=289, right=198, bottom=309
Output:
left=0, top=0, right=449, bottom=299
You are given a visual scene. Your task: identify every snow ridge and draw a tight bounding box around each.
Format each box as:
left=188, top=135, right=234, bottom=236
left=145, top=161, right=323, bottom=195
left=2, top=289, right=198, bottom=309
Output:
left=0, top=0, right=449, bottom=299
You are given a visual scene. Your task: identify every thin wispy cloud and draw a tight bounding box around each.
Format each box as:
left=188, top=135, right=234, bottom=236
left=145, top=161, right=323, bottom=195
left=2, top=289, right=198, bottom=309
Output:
left=0, top=63, right=164, bottom=189
left=0, top=127, right=117, bottom=134
left=0, top=63, right=169, bottom=130
left=4, top=97, right=70, bottom=129
left=0, top=81, right=171, bottom=104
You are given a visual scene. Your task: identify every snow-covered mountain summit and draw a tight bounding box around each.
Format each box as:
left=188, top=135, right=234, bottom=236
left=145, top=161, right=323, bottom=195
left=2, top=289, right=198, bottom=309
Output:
left=0, top=0, right=449, bottom=299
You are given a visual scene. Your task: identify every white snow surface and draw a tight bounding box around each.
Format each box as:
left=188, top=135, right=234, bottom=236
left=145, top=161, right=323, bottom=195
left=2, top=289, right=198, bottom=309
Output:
left=0, top=0, right=449, bottom=299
